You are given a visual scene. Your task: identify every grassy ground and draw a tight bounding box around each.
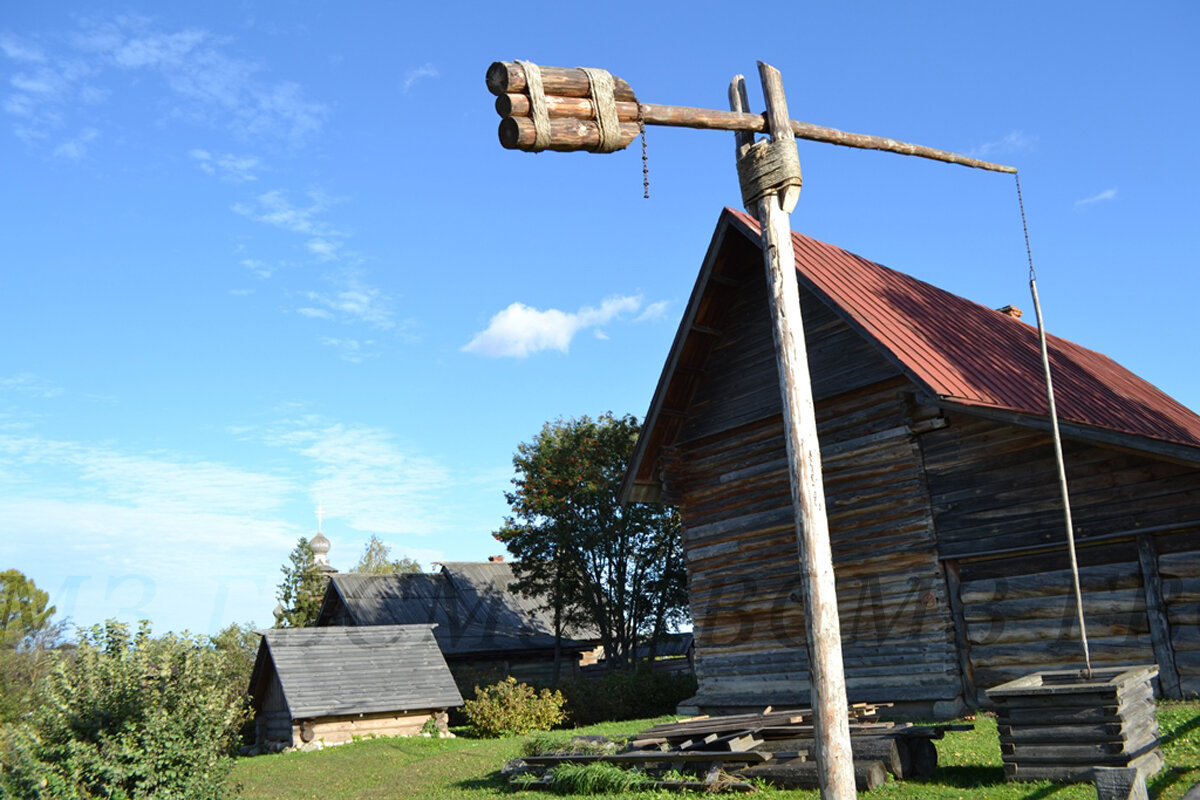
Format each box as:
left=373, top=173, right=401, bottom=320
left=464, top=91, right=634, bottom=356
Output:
left=233, top=703, right=1200, bottom=800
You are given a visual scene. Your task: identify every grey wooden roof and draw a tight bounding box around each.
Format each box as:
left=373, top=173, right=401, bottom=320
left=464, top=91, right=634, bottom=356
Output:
left=316, top=563, right=598, bottom=656
left=252, top=624, right=462, bottom=718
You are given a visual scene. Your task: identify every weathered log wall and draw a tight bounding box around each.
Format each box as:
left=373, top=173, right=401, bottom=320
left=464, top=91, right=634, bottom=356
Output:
left=296, top=708, right=435, bottom=746
left=922, top=414, right=1200, bottom=697
left=662, top=260, right=961, bottom=712
left=255, top=673, right=294, bottom=745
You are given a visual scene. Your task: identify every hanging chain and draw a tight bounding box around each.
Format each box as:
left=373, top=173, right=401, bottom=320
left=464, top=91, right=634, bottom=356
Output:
left=637, top=102, right=649, bottom=198
left=1015, top=173, right=1036, bottom=283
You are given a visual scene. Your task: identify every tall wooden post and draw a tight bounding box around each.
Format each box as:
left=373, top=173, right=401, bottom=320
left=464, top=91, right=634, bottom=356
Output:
left=731, top=63, right=856, bottom=800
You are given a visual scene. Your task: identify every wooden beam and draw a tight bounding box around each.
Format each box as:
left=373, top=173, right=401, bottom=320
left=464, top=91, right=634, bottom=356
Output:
left=736, top=62, right=856, bottom=800
left=1136, top=534, right=1182, bottom=698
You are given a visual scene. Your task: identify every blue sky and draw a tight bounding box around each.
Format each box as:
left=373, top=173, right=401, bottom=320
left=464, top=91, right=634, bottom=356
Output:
left=2, top=3, right=1196, bottom=635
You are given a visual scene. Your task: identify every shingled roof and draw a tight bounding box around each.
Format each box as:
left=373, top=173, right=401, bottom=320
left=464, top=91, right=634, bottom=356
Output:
left=625, top=208, right=1200, bottom=501
left=250, top=625, right=462, bottom=719
left=317, top=562, right=597, bottom=656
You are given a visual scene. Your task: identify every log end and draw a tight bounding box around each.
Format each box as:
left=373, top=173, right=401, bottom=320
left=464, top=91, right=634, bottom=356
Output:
left=485, top=61, right=515, bottom=96
left=497, top=117, right=523, bottom=150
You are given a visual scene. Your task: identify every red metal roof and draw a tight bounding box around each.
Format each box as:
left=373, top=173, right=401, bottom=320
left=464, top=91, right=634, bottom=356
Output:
left=728, top=208, right=1200, bottom=451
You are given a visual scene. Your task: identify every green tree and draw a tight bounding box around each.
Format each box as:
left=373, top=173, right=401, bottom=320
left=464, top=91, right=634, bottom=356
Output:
left=274, top=537, right=327, bottom=628
left=495, top=413, right=689, bottom=673
left=353, top=534, right=422, bottom=575
left=0, top=569, right=54, bottom=648
left=0, top=621, right=247, bottom=800
left=0, top=570, right=65, bottom=723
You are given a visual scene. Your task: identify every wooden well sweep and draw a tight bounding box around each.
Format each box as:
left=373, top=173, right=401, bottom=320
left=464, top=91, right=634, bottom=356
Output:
left=985, top=665, right=1161, bottom=782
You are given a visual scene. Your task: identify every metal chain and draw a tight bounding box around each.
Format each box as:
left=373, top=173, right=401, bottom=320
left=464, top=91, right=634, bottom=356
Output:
left=1015, top=173, right=1036, bottom=282
left=637, top=102, right=649, bottom=198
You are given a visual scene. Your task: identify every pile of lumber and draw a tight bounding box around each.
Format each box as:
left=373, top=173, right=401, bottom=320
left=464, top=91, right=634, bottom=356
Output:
left=504, top=704, right=971, bottom=793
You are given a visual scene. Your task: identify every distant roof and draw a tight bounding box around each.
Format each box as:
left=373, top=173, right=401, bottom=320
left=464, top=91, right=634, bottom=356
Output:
left=319, top=563, right=597, bottom=656
left=626, top=209, right=1200, bottom=499
left=251, top=625, right=462, bottom=718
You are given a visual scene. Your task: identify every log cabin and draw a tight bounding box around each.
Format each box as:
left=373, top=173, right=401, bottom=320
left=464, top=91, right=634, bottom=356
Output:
left=248, top=624, right=462, bottom=748
left=315, top=561, right=601, bottom=690
left=621, top=208, right=1200, bottom=717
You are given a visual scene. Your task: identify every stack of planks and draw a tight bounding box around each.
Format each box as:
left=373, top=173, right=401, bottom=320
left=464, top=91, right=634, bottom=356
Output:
left=627, top=705, right=969, bottom=791
left=987, top=665, right=1162, bottom=782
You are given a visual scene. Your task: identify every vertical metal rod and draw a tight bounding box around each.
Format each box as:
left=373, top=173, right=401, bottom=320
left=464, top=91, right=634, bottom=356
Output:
left=1029, top=278, right=1093, bottom=678
left=735, top=63, right=856, bottom=800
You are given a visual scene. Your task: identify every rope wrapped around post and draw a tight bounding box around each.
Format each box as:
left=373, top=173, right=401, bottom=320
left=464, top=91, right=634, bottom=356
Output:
left=514, top=60, right=551, bottom=151
left=737, top=137, right=802, bottom=213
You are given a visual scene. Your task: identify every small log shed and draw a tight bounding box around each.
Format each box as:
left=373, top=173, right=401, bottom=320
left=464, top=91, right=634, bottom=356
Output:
left=249, top=624, right=463, bottom=748
left=621, top=209, right=1200, bottom=717
left=314, top=561, right=601, bottom=689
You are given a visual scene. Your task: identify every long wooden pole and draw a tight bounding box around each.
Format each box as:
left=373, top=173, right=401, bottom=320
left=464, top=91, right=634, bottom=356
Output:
left=734, top=63, right=856, bottom=800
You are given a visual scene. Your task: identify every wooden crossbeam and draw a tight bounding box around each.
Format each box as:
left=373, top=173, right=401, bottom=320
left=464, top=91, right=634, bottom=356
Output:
left=487, top=61, right=1016, bottom=174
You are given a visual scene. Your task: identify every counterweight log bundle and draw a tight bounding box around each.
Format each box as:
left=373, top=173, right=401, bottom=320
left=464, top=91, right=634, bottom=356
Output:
left=485, top=60, right=1017, bottom=173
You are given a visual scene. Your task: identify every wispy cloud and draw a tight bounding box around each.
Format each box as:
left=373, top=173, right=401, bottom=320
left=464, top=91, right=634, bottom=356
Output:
left=1075, top=187, right=1117, bottom=207
left=319, top=337, right=377, bottom=363
left=256, top=418, right=453, bottom=537
left=53, top=126, right=99, bottom=159
left=232, top=189, right=340, bottom=236
left=0, top=373, right=64, bottom=399
left=970, top=130, right=1035, bottom=158
left=1, top=16, right=328, bottom=153
left=190, top=148, right=261, bottom=182
left=463, top=295, right=656, bottom=358
left=401, top=62, right=438, bottom=93
left=300, top=275, right=394, bottom=329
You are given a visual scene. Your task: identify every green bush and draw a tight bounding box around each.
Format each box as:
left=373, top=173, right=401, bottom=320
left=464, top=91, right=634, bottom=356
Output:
left=461, top=676, right=566, bottom=737
left=558, top=667, right=696, bottom=725
left=0, top=620, right=248, bottom=800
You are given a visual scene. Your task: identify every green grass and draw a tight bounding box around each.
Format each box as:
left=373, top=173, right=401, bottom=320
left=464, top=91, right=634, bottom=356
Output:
left=233, top=702, right=1200, bottom=799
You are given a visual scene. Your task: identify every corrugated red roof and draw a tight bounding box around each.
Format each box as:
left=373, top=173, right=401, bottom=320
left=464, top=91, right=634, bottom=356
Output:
left=728, top=208, right=1200, bottom=451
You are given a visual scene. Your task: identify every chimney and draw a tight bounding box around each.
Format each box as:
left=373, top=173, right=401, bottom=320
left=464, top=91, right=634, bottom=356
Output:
left=488, top=555, right=505, bottom=562
left=996, top=305, right=1023, bottom=319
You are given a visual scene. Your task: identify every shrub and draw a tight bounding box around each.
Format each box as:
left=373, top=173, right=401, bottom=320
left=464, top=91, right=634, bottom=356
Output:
left=558, top=666, right=696, bottom=725
left=0, top=620, right=247, bottom=800
left=461, top=676, right=566, bottom=737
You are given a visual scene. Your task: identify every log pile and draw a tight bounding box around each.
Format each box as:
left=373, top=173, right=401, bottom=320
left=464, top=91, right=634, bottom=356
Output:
left=503, top=704, right=971, bottom=793
left=986, top=665, right=1162, bottom=782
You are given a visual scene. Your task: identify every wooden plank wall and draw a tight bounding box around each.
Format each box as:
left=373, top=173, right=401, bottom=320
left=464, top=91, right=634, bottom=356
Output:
left=255, top=673, right=293, bottom=745
left=300, top=709, right=434, bottom=745
left=922, top=413, right=1200, bottom=697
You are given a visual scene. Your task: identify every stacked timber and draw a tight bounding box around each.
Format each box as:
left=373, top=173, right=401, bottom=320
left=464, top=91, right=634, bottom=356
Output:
left=986, top=665, right=1162, bottom=782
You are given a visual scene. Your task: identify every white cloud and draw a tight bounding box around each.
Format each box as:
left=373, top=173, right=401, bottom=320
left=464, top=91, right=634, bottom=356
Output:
left=1, top=16, right=327, bottom=151
left=971, top=130, right=1035, bottom=158
left=319, top=336, right=376, bottom=363
left=0, top=373, right=64, bottom=399
left=636, top=300, right=670, bottom=322
left=239, top=258, right=275, bottom=278
left=257, top=418, right=453, bottom=537
left=233, top=189, right=339, bottom=236
left=300, top=274, right=394, bottom=329
left=190, top=148, right=261, bottom=182
left=1075, top=187, right=1118, bottom=207
left=306, top=238, right=340, bottom=260
left=402, top=63, right=438, bottom=93
left=53, top=126, right=99, bottom=159
left=462, top=294, right=647, bottom=358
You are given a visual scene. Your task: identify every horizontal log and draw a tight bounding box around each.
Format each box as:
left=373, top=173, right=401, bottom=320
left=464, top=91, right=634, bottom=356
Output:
left=489, top=62, right=1016, bottom=171
left=498, top=116, right=640, bottom=152
left=486, top=61, right=637, bottom=100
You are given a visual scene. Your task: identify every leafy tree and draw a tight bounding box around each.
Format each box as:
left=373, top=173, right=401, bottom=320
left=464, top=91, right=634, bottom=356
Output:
left=353, top=534, right=422, bottom=575
left=495, top=413, right=689, bottom=673
left=274, top=537, right=327, bottom=628
left=0, top=621, right=247, bottom=800
left=0, top=570, right=65, bottom=723
left=0, top=569, right=54, bottom=648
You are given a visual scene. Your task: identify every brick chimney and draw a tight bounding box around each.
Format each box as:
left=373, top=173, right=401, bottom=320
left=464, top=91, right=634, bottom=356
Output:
left=996, top=305, right=1023, bottom=318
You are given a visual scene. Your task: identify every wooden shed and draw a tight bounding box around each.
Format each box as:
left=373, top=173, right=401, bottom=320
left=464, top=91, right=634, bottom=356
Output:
left=315, top=561, right=601, bottom=689
left=249, top=624, right=463, bottom=748
left=622, top=208, right=1200, bottom=717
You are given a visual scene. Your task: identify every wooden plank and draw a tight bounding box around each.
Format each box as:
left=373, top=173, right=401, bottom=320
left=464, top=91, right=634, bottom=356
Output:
left=1137, top=534, right=1183, bottom=698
